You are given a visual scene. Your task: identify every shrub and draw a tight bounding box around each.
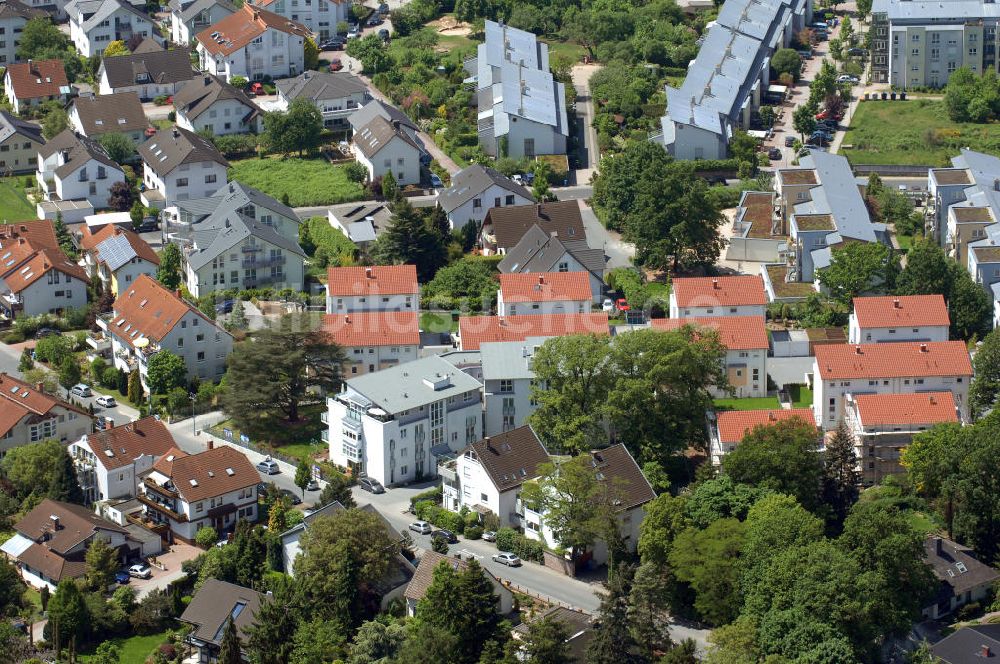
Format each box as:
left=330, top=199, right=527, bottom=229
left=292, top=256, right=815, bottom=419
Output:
left=494, top=527, right=543, bottom=563
left=409, top=486, right=442, bottom=506
left=465, top=526, right=483, bottom=540
left=194, top=526, right=217, bottom=549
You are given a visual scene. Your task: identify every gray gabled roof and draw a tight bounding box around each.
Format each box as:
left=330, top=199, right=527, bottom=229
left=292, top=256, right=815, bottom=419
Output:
left=0, top=109, right=44, bottom=146
left=138, top=125, right=228, bottom=177
left=276, top=70, right=367, bottom=104
left=343, top=355, right=483, bottom=415
left=793, top=151, right=883, bottom=244
left=169, top=0, right=236, bottom=21
left=39, top=129, right=123, bottom=180
left=179, top=579, right=264, bottom=647
left=176, top=180, right=299, bottom=225
left=497, top=223, right=605, bottom=277
left=348, top=99, right=417, bottom=134
left=185, top=209, right=306, bottom=271
left=353, top=114, right=422, bottom=160
left=67, top=0, right=151, bottom=32
left=173, top=73, right=261, bottom=122
left=0, top=0, right=46, bottom=21
left=101, top=48, right=196, bottom=90
left=438, top=164, right=534, bottom=213
left=72, top=92, right=148, bottom=137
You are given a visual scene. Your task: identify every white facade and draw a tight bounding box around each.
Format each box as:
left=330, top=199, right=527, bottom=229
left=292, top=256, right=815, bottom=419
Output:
left=36, top=149, right=125, bottom=209
left=171, top=0, right=235, bottom=44
left=197, top=25, right=304, bottom=82
left=496, top=292, right=589, bottom=317
left=442, top=450, right=519, bottom=526
left=354, top=135, right=422, bottom=187
left=523, top=501, right=645, bottom=567
left=142, top=159, right=228, bottom=208
left=668, top=293, right=767, bottom=319
left=344, top=343, right=419, bottom=377
left=176, top=96, right=260, bottom=136
left=69, top=2, right=154, bottom=58
left=326, top=291, right=417, bottom=313
left=0, top=271, right=88, bottom=317
left=183, top=235, right=305, bottom=298
left=0, top=12, right=35, bottom=67
left=253, top=0, right=348, bottom=41
left=442, top=183, right=533, bottom=232
left=847, top=316, right=950, bottom=344
left=484, top=376, right=534, bottom=437
left=68, top=435, right=160, bottom=503
left=142, top=470, right=257, bottom=541
left=97, top=69, right=188, bottom=100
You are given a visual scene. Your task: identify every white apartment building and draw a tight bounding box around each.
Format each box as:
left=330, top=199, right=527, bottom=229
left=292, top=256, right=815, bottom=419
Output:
left=0, top=373, right=90, bottom=452
left=68, top=416, right=177, bottom=503
left=440, top=426, right=550, bottom=529
left=321, top=311, right=420, bottom=376
left=170, top=0, right=236, bottom=45
left=250, top=0, right=349, bottom=41
left=138, top=126, right=229, bottom=209
left=67, top=0, right=155, bottom=57
left=0, top=0, right=46, bottom=66
left=458, top=312, right=610, bottom=351
left=848, top=294, right=951, bottom=344
left=927, top=150, right=1000, bottom=264
left=101, top=274, right=234, bottom=391
left=437, top=164, right=535, bottom=232
left=812, top=341, right=973, bottom=429
left=325, top=265, right=418, bottom=314
left=669, top=275, right=769, bottom=319
left=480, top=337, right=546, bottom=436
left=326, top=355, right=483, bottom=487
left=710, top=409, right=817, bottom=466
left=196, top=4, right=308, bottom=82
left=36, top=129, right=126, bottom=209
left=173, top=73, right=263, bottom=136
left=139, top=445, right=258, bottom=542
left=497, top=272, right=591, bottom=316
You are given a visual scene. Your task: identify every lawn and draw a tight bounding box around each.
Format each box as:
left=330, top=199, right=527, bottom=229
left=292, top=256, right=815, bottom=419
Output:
left=542, top=39, right=587, bottom=64
left=420, top=311, right=458, bottom=334
left=78, top=629, right=174, bottom=664
left=906, top=510, right=940, bottom=536
left=787, top=384, right=813, bottom=409
left=842, top=99, right=1000, bottom=166
left=0, top=177, right=37, bottom=221
left=228, top=157, right=366, bottom=207
left=714, top=396, right=781, bottom=411
left=208, top=404, right=326, bottom=463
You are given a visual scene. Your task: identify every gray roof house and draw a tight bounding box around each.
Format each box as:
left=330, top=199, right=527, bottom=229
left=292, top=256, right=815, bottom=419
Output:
left=180, top=578, right=264, bottom=661
left=932, top=624, right=1000, bottom=664
left=276, top=71, right=369, bottom=129
left=437, top=164, right=535, bottom=230
left=97, top=47, right=196, bottom=99
left=349, top=98, right=420, bottom=143
left=36, top=129, right=127, bottom=207
left=69, top=92, right=149, bottom=143
left=326, top=201, right=392, bottom=247
left=352, top=114, right=424, bottom=186
left=923, top=535, right=1000, bottom=620
left=0, top=109, right=44, bottom=175
left=169, top=0, right=236, bottom=44
left=66, top=0, right=157, bottom=58
left=138, top=126, right=229, bottom=208
left=173, top=73, right=262, bottom=135
left=498, top=224, right=606, bottom=302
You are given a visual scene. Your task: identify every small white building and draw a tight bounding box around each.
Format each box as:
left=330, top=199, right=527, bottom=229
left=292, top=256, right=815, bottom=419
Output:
left=36, top=129, right=127, bottom=209
left=139, top=445, right=258, bottom=542
left=97, top=47, right=197, bottom=99
left=173, top=73, right=263, bottom=136
left=325, top=264, right=418, bottom=314
left=812, top=341, right=973, bottom=429
left=0, top=0, right=46, bottom=67
left=275, top=70, right=369, bottom=131
left=353, top=114, right=423, bottom=187
left=669, top=275, right=769, bottom=319
left=67, top=0, right=155, bottom=58
left=138, top=126, right=229, bottom=209
left=848, top=294, right=951, bottom=344
left=4, top=59, right=71, bottom=115
left=69, top=92, right=149, bottom=144
left=195, top=4, right=309, bottom=82
left=497, top=272, right=592, bottom=316
left=710, top=408, right=816, bottom=466
left=68, top=416, right=178, bottom=503
left=78, top=225, right=160, bottom=296
left=326, top=355, right=484, bottom=486
left=326, top=201, right=391, bottom=248
left=0, top=372, right=91, bottom=452
left=321, top=311, right=420, bottom=376
left=249, top=0, right=349, bottom=41
left=480, top=337, right=547, bottom=436
left=170, top=0, right=236, bottom=45
left=436, top=164, right=534, bottom=231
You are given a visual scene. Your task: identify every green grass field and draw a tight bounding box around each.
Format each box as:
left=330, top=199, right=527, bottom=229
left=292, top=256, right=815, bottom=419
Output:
left=78, top=629, right=174, bottom=664
left=0, top=177, right=36, bottom=221
left=542, top=39, right=587, bottom=64
left=228, top=158, right=366, bottom=207
left=714, top=396, right=781, bottom=411
left=842, top=99, right=1000, bottom=166
left=420, top=311, right=458, bottom=333
left=787, top=384, right=813, bottom=409
left=905, top=510, right=940, bottom=535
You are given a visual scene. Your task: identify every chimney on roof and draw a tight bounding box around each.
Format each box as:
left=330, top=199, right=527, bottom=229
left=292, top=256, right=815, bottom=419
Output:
left=484, top=436, right=492, bottom=452
left=365, top=267, right=373, bottom=278
left=712, top=278, right=719, bottom=289
left=207, top=438, right=213, bottom=451
left=345, top=315, right=351, bottom=324
left=768, top=411, right=777, bottom=421
left=49, top=514, right=59, bottom=529
left=893, top=298, right=901, bottom=308
left=35, top=382, right=43, bottom=391
left=934, top=536, right=943, bottom=554
left=854, top=346, right=862, bottom=355
left=175, top=290, right=181, bottom=298
left=920, top=343, right=929, bottom=352
left=27, top=59, right=33, bottom=74
left=538, top=275, right=544, bottom=285
left=499, top=316, right=507, bottom=327
left=929, top=395, right=936, bottom=405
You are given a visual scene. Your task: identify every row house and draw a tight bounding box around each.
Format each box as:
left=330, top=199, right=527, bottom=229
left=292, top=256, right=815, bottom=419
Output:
left=196, top=4, right=309, bottom=83
left=325, top=264, right=418, bottom=314
left=669, top=275, right=768, bottom=319
left=436, top=164, right=534, bottom=231
left=36, top=129, right=126, bottom=208
left=848, top=294, right=951, bottom=344
left=0, top=373, right=90, bottom=452
left=139, top=445, right=258, bottom=542
left=326, top=355, right=483, bottom=487
left=498, top=224, right=606, bottom=305
left=275, top=70, right=368, bottom=131
left=709, top=409, right=817, bottom=466
left=497, top=272, right=592, bottom=316
left=812, top=341, right=973, bottom=430
left=480, top=336, right=546, bottom=436
left=173, top=73, right=263, bottom=136
left=4, top=59, right=71, bottom=115
left=101, top=274, right=234, bottom=391
left=68, top=416, right=177, bottom=503
left=67, top=0, right=155, bottom=58
left=927, top=150, right=1000, bottom=265
left=249, top=0, right=349, bottom=40
left=845, top=391, right=959, bottom=486
left=321, top=311, right=420, bottom=376
left=78, top=225, right=160, bottom=296
left=458, top=312, right=610, bottom=351
left=138, top=126, right=230, bottom=209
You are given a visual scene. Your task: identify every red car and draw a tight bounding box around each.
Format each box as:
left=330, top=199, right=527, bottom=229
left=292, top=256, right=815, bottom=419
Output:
left=248, top=82, right=264, bottom=96
left=329, top=58, right=343, bottom=71
left=815, top=110, right=843, bottom=121
left=616, top=298, right=630, bottom=312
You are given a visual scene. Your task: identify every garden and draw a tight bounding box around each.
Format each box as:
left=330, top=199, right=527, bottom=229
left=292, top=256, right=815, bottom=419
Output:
left=0, top=177, right=36, bottom=221
left=227, top=157, right=367, bottom=207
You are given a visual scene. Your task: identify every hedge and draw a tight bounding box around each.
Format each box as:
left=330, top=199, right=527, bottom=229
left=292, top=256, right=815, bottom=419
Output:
left=409, top=485, right=443, bottom=506
left=495, top=527, right=544, bottom=563
left=414, top=500, right=465, bottom=534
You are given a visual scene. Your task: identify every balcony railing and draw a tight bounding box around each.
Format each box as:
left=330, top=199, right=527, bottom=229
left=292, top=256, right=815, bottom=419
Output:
left=241, top=254, right=285, bottom=269
left=242, top=245, right=262, bottom=253
left=243, top=273, right=283, bottom=288
left=137, top=492, right=187, bottom=522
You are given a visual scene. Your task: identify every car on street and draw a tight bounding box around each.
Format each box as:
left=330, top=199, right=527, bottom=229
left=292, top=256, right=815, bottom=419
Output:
left=482, top=530, right=497, bottom=542
left=492, top=552, right=522, bottom=567
left=847, top=47, right=867, bottom=56
left=70, top=384, right=92, bottom=398
left=429, top=174, right=443, bottom=188
left=257, top=457, right=280, bottom=475
left=128, top=564, right=152, bottom=579
left=280, top=489, right=302, bottom=505
left=114, top=570, right=130, bottom=584
left=837, top=75, right=860, bottom=84
left=248, top=82, right=264, bottom=96
left=767, top=147, right=781, bottom=160
left=319, top=37, right=344, bottom=50
left=814, top=109, right=842, bottom=121
left=811, top=129, right=834, bottom=141
left=359, top=477, right=385, bottom=494
left=797, top=50, right=813, bottom=60
left=409, top=521, right=432, bottom=534
left=784, top=135, right=796, bottom=147
left=306, top=478, right=319, bottom=491
left=512, top=174, right=524, bottom=185
left=431, top=529, right=457, bottom=544
left=805, top=135, right=829, bottom=147
left=215, top=299, right=234, bottom=314
left=95, top=395, right=117, bottom=408
left=329, top=58, right=343, bottom=71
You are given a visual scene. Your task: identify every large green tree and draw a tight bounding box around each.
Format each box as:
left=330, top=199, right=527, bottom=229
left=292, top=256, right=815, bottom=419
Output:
left=47, top=579, right=89, bottom=655
left=218, top=618, right=242, bottom=664
left=98, top=133, right=136, bottom=164
left=946, top=261, right=992, bottom=340
left=771, top=48, right=803, bottom=80
left=894, top=238, right=952, bottom=300
left=146, top=349, right=187, bottom=395
left=818, top=242, right=897, bottom=305
left=263, top=98, right=324, bottom=156
left=347, top=619, right=406, bottom=664
left=521, top=614, right=571, bottom=664
left=369, top=201, right=448, bottom=282
left=739, top=494, right=824, bottom=594
left=669, top=518, right=746, bottom=626
left=2, top=439, right=83, bottom=504
left=222, top=314, right=345, bottom=440
left=822, top=424, right=861, bottom=530
left=971, top=327, right=1000, bottom=418
left=586, top=571, right=642, bottom=664
left=157, top=243, right=182, bottom=290
left=84, top=539, right=119, bottom=591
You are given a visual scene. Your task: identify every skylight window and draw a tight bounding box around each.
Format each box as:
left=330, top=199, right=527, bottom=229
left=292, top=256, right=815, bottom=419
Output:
left=189, top=479, right=198, bottom=486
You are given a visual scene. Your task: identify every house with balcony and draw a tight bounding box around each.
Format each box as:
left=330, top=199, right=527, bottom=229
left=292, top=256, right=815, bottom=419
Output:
left=69, top=92, right=149, bottom=143
left=326, top=355, right=484, bottom=486
left=138, top=126, right=229, bottom=209
left=480, top=337, right=548, bottom=436
left=248, top=0, right=350, bottom=41
left=0, top=373, right=91, bottom=452
left=436, top=164, right=534, bottom=231
left=967, top=233, right=1000, bottom=297
left=195, top=4, right=309, bottom=82
left=275, top=71, right=368, bottom=131
left=102, top=274, right=233, bottom=391
left=845, top=392, right=959, bottom=486
left=352, top=114, right=423, bottom=187
left=321, top=311, right=420, bottom=377
left=3, top=59, right=71, bottom=115
left=173, top=73, right=263, bottom=136
left=0, top=216, right=89, bottom=319
left=78, top=225, right=159, bottom=296
left=458, top=312, right=610, bottom=351
left=170, top=0, right=236, bottom=45
left=522, top=444, right=655, bottom=566
left=709, top=409, right=816, bottom=466
left=812, top=341, right=973, bottom=430
left=497, top=272, right=593, bottom=316
left=481, top=200, right=586, bottom=256
left=139, top=445, right=258, bottom=543
left=68, top=416, right=178, bottom=503
left=440, top=426, right=550, bottom=530
left=0, top=109, right=45, bottom=175
left=166, top=180, right=301, bottom=241
left=67, top=0, right=155, bottom=57
left=97, top=47, right=197, bottom=99
left=928, top=150, right=1000, bottom=265
left=652, top=315, right=769, bottom=398
left=36, top=129, right=126, bottom=208
left=498, top=224, right=606, bottom=304
left=848, top=294, right=951, bottom=344
left=325, top=264, right=418, bottom=314
left=668, top=275, right=768, bottom=319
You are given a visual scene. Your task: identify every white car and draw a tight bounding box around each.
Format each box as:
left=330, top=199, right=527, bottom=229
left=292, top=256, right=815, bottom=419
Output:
left=128, top=564, right=152, bottom=579
left=602, top=298, right=614, bottom=313
left=512, top=173, right=524, bottom=185
left=837, top=75, right=859, bottom=84
left=95, top=395, right=117, bottom=408
left=409, top=521, right=432, bottom=534
left=347, top=24, right=360, bottom=38
left=492, top=552, right=522, bottom=567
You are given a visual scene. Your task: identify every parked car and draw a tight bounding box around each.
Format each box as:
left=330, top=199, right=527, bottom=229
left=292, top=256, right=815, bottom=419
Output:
left=409, top=521, right=432, bottom=534
left=492, top=552, right=522, bottom=567
left=329, top=58, right=343, bottom=71
left=512, top=174, right=524, bottom=185
left=806, top=135, right=829, bottom=147
left=811, top=130, right=834, bottom=141
left=378, top=2, right=389, bottom=13
left=784, top=135, right=796, bottom=147
left=128, top=564, right=152, bottom=579
left=797, top=50, right=813, bottom=60
left=767, top=147, right=781, bottom=160
left=256, top=457, right=280, bottom=475
left=35, top=327, right=58, bottom=339
left=431, top=529, right=457, bottom=544
left=847, top=47, right=867, bottom=56
left=95, top=416, right=111, bottom=431
left=378, top=28, right=390, bottom=41
left=837, top=75, right=860, bottom=84
left=601, top=298, right=615, bottom=313
left=814, top=109, right=841, bottom=121
left=616, top=298, right=630, bottom=312
left=359, top=477, right=385, bottom=494
left=137, top=218, right=159, bottom=233
left=366, top=13, right=382, bottom=25
left=114, top=570, right=130, bottom=584
left=95, top=395, right=117, bottom=408
left=256, top=482, right=270, bottom=496
left=347, top=24, right=360, bottom=38
left=319, top=37, right=344, bottom=50
left=70, top=384, right=92, bottom=398
left=482, top=530, right=497, bottom=542
left=280, top=489, right=302, bottom=505
left=215, top=299, right=234, bottom=314
left=249, top=82, right=264, bottom=96
left=305, top=478, right=319, bottom=491
left=429, top=174, right=443, bottom=188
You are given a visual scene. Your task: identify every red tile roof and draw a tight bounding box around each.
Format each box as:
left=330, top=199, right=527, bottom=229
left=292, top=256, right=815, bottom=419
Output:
left=0, top=373, right=87, bottom=437
left=78, top=223, right=119, bottom=252
left=652, top=316, right=769, bottom=350
left=151, top=447, right=189, bottom=476
left=0, top=247, right=89, bottom=293
left=0, top=220, right=59, bottom=248
left=80, top=416, right=177, bottom=471
left=111, top=274, right=224, bottom=346
left=321, top=311, right=420, bottom=347
left=4, top=59, right=68, bottom=101
left=197, top=4, right=309, bottom=56
left=80, top=226, right=159, bottom=266
left=326, top=265, right=418, bottom=298
left=458, top=313, right=610, bottom=350
left=814, top=341, right=973, bottom=380
left=498, top=272, right=591, bottom=303
left=716, top=409, right=816, bottom=444
left=852, top=294, right=950, bottom=329
left=852, top=392, right=958, bottom=427
left=672, top=275, right=768, bottom=309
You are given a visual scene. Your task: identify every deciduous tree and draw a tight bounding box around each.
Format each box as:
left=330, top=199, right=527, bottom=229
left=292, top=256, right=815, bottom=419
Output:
left=107, top=181, right=133, bottom=212
left=146, top=349, right=186, bottom=395
left=84, top=538, right=119, bottom=590
left=98, top=132, right=136, bottom=164
left=818, top=241, right=897, bottom=305
left=669, top=518, right=746, bottom=626
left=157, top=243, right=181, bottom=290
left=971, top=327, right=1000, bottom=417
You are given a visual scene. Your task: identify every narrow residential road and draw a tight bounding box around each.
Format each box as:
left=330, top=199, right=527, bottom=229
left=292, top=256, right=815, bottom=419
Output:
left=570, top=63, right=602, bottom=184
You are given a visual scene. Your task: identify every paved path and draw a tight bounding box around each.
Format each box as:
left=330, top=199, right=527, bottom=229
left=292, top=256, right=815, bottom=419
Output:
left=570, top=63, right=602, bottom=184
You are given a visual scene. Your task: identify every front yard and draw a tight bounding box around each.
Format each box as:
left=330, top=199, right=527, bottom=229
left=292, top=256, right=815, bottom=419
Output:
left=713, top=396, right=782, bottom=411
left=0, top=177, right=37, bottom=221
left=207, top=403, right=327, bottom=464
left=78, top=628, right=177, bottom=664
left=228, top=157, right=367, bottom=207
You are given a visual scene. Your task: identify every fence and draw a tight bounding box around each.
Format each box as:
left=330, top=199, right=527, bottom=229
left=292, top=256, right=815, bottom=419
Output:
left=502, top=579, right=586, bottom=613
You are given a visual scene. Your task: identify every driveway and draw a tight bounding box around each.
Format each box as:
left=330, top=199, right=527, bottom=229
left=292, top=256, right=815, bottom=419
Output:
left=570, top=63, right=602, bottom=184
left=578, top=200, right=634, bottom=270
left=131, top=542, right=202, bottom=598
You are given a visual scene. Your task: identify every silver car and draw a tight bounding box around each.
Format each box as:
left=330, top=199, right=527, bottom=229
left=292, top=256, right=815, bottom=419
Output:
left=409, top=521, right=432, bottom=534
left=492, top=552, right=522, bottom=567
